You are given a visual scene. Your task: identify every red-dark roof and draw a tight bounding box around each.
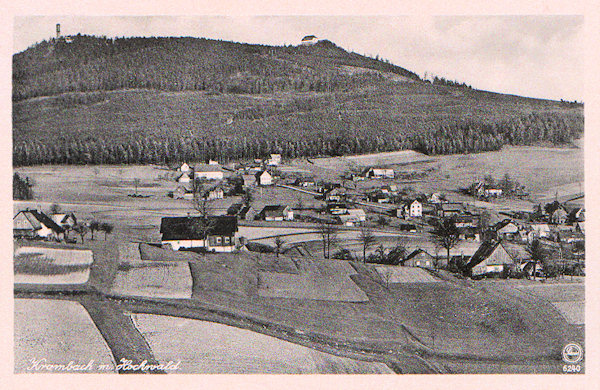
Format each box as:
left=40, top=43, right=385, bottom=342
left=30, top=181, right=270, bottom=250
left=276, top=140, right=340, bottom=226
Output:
left=160, top=216, right=237, bottom=240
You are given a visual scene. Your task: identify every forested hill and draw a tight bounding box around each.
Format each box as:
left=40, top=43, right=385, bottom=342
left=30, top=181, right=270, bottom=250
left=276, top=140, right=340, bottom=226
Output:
left=13, top=35, right=583, bottom=166
left=13, top=35, right=420, bottom=101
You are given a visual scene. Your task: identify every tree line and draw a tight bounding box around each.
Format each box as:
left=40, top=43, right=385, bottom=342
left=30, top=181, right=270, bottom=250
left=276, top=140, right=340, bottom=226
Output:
left=13, top=111, right=583, bottom=166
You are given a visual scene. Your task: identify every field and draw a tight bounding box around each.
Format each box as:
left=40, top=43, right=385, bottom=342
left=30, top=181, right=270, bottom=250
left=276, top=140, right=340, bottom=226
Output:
left=130, top=313, right=393, bottom=374
left=373, top=265, right=441, bottom=284
left=258, top=258, right=368, bottom=302
left=515, top=282, right=585, bottom=325
left=14, top=246, right=93, bottom=285
left=14, top=299, right=117, bottom=373
left=110, top=260, right=193, bottom=299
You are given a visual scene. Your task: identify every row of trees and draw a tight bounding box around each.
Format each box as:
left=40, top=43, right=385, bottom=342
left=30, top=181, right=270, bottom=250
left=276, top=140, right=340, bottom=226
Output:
left=13, top=112, right=583, bottom=166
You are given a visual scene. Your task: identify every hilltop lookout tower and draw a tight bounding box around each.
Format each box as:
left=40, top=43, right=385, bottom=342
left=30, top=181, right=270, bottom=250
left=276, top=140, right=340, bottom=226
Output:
left=56, top=23, right=61, bottom=39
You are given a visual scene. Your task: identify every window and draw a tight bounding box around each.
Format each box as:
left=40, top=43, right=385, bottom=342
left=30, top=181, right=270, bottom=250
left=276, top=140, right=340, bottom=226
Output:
left=216, top=237, right=222, bottom=244
left=224, top=236, right=231, bottom=244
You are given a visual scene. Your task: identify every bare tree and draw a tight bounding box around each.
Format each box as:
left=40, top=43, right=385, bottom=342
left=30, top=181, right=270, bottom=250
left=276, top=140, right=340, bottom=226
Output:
left=431, top=217, right=460, bottom=266
left=133, top=178, right=141, bottom=196
left=72, top=224, right=89, bottom=244
left=274, top=236, right=286, bottom=258
left=100, top=222, right=114, bottom=240
left=318, top=221, right=338, bottom=259
left=358, top=227, right=376, bottom=263
left=89, top=220, right=100, bottom=240
left=526, top=239, right=546, bottom=280
left=49, top=203, right=62, bottom=214
left=191, top=191, right=216, bottom=251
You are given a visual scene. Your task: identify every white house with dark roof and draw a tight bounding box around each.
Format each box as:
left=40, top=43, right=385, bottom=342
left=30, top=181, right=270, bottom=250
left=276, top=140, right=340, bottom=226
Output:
left=255, top=170, right=272, bottom=186
left=194, top=164, right=224, bottom=181
left=258, top=205, right=294, bottom=221
left=14, top=209, right=64, bottom=240
left=160, top=216, right=238, bottom=252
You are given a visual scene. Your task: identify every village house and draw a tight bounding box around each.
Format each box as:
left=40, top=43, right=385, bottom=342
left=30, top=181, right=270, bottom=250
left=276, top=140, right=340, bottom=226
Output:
left=369, top=191, right=390, bottom=204
left=255, top=170, right=273, bottom=186
left=458, top=227, right=480, bottom=242
left=179, top=162, right=191, bottom=172
left=172, top=185, right=194, bottom=200
left=14, top=209, right=65, bottom=241
left=466, top=240, right=517, bottom=276
left=325, top=188, right=346, bottom=203
left=51, top=212, right=78, bottom=230
left=437, top=203, right=464, bottom=218
left=294, top=177, right=316, bottom=187
left=258, top=205, right=294, bottom=221
left=207, top=159, right=219, bottom=165
left=194, top=164, right=224, bottom=181
left=337, top=209, right=367, bottom=226
left=471, top=181, right=503, bottom=199
left=454, top=214, right=479, bottom=228
left=401, top=249, right=436, bottom=269
left=160, top=215, right=238, bottom=252
left=528, top=223, right=551, bottom=241
left=327, top=203, right=349, bottom=215
left=550, top=206, right=568, bottom=225
left=176, top=171, right=192, bottom=184
left=204, top=187, right=224, bottom=200
left=494, top=220, right=520, bottom=241
left=267, top=154, right=282, bottom=166
left=365, top=167, right=395, bottom=179
left=568, top=207, right=585, bottom=223
left=400, top=200, right=422, bottom=219
left=428, top=192, right=444, bottom=204
left=576, top=221, right=585, bottom=234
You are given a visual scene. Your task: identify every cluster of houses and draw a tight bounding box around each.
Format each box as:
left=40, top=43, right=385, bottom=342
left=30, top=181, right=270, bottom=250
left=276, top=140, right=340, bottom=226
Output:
left=13, top=209, right=78, bottom=242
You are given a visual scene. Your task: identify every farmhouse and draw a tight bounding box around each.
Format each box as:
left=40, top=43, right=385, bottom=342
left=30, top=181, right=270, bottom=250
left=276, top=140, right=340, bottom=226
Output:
left=337, top=209, right=367, bottom=226
left=204, top=187, right=224, bottom=200
left=437, top=203, right=464, bottom=218
left=51, top=212, right=78, bottom=230
left=401, top=249, right=435, bottom=269
left=160, top=216, right=238, bottom=252
left=172, top=185, right=194, bottom=200
left=466, top=240, right=516, bottom=276
left=568, top=207, right=585, bottom=223
left=454, top=214, right=478, bottom=228
left=428, top=192, right=444, bottom=204
left=494, top=220, right=520, bottom=241
left=255, top=170, right=272, bottom=186
left=365, top=167, right=394, bottom=179
left=176, top=172, right=192, bottom=183
left=301, top=35, right=319, bottom=45
left=401, top=200, right=422, bottom=218
left=267, top=154, right=282, bottom=166
left=550, top=207, right=568, bottom=225
left=327, top=203, right=349, bottom=215
left=179, top=163, right=191, bottom=172
left=14, top=209, right=64, bottom=240
left=458, top=227, right=480, bottom=242
left=194, top=164, right=224, bottom=181
left=258, top=205, right=294, bottom=221
left=325, top=188, right=346, bottom=202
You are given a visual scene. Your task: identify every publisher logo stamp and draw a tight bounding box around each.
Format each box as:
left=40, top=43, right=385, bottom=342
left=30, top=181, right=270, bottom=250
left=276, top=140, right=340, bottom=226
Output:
left=562, top=343, right=583, bottom=364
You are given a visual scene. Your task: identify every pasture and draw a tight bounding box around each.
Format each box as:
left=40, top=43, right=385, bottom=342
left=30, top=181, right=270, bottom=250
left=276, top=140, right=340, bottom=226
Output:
left=515, top=282, right=585, bottom=325
left=14, top=246, right=93, bottom=285
left=14, top=299, right=117, bottom=373
left=373, top=265, right=440, bottom=284
left=110, top=260, right=193, bottom=299
left=130, top=313, right=393, bottom=374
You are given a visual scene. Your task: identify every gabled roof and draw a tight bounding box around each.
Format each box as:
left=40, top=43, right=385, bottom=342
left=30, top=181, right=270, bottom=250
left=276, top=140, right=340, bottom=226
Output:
left=51, top=212, right=77, bottom=225
left=404, top=248, right=434, bottom=261
left=160, top=216, right=238, bottom=240
left=14, top=210, right=64, bottom=233
left=259, top=205, right=290, bottom=217
left=255, top=170, right=271, bottom=179
left=466, top=240, right=514, bottom=269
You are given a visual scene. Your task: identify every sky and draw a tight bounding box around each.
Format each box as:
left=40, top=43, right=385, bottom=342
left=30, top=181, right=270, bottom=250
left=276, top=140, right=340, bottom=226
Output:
left=13, top=15, right=584, bottom=101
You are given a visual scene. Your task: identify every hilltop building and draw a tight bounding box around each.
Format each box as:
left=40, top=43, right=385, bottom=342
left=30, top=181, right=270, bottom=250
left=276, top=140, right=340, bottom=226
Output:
left=160, top=216, right=238, bottom=252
